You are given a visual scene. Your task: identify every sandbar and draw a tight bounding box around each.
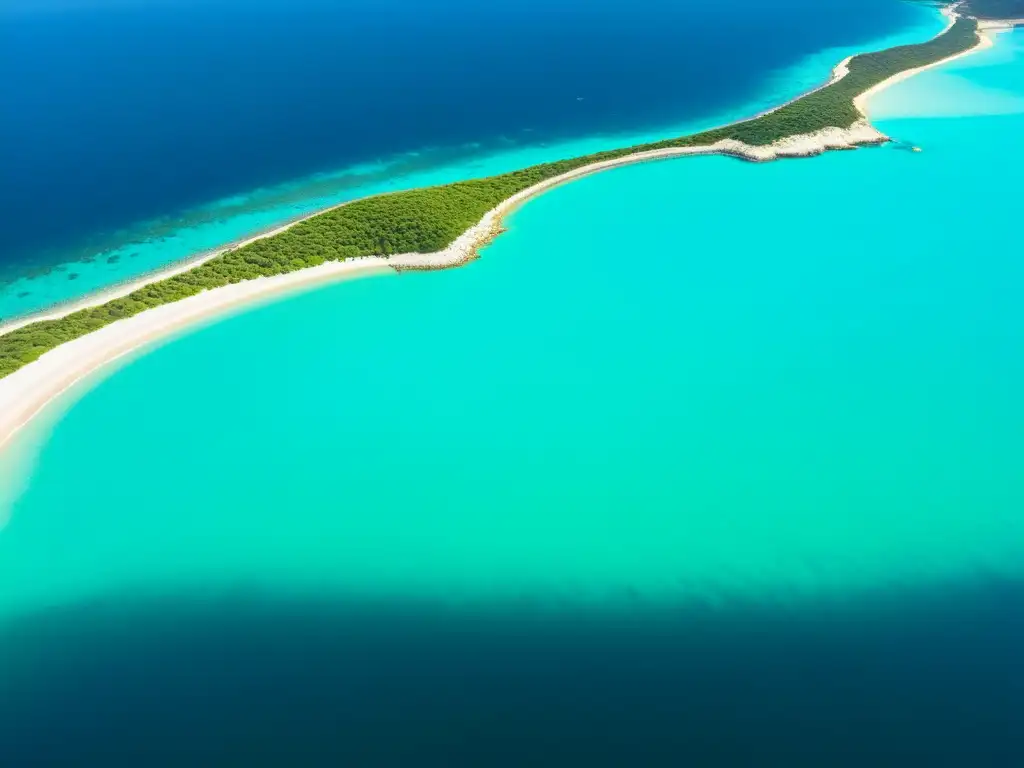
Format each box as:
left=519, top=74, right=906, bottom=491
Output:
left=0, top=7, right=1001, bottom=455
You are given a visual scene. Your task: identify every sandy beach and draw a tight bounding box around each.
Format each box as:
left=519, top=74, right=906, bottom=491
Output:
left=0, top=28, right=891, bottom=339
left=0, top=9, right=999, bottom=454
left=979, top=18, right=1024, bottom=29
left=857, top=11, right=993, bottom=118
left=0, top=259, right=395, bottom=454
left=0, top=194, right=405, bottom=338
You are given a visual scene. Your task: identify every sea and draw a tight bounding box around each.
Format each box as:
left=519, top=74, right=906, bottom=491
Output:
left=4, top=2, right=1024, bottom=766
left=2, top=0, right=938, bottom=320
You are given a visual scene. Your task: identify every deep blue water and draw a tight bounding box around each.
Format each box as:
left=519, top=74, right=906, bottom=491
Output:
left=3, top=586, right=1024, bottom=765
left=1, top=0, right=924, bottom=281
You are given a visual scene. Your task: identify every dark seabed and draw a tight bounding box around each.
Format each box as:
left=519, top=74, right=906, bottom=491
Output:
left=2, top=585, right=1024, bottom=766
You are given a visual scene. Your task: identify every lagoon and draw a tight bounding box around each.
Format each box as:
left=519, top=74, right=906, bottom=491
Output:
left=2, top=20, right=1024, bottom=768
left=0, top=0, right=943, bottom=320
left=2, top=28, right=1023, bottom=616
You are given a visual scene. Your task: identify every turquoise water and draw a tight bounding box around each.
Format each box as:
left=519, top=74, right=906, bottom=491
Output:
left=0, top=6, right=944, bottom=321
left=2, top=28, right=1023, bottom=620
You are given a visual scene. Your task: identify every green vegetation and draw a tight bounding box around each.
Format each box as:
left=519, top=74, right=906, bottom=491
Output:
left=914, top=0, right=1024, bottom=21
left=963, top=0, right=1024, bottom=20
left=0, top=16, right=980, bottom=381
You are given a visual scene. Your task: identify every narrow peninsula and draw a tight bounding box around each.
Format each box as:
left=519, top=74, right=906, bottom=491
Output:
left=0, top=4, right=1006, bottom=450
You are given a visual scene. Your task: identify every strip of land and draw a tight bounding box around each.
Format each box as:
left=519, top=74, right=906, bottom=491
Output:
left=0, top=207, right=366, bottom=337
left=0, top=46, right=884, bottom=340
left=978, top=17, right=1024, bottom=28
left=858, top=17, right=997, bottom=116
left=0, top=5, right=1002, bottom=452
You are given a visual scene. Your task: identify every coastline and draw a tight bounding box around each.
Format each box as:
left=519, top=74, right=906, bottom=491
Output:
left=0, top=196, right=404, bottom=338
left=979, top=18, right=1024, bottom=28
left=0, top=10, right=999, bottom=455
left=0, top=38, right=887, bottom=338
left=0, top=259, right=395, bottom=456
left=856, top=20, right=995, bottom=117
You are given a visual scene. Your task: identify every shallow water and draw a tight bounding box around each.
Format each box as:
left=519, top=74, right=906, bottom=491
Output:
left=3, top=28, right=1023, bottom=616
left=3, top=24, right=1024, bottom=768
left=0, top=0, right=942, bottom=320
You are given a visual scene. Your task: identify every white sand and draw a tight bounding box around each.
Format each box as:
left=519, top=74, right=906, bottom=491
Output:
left=857, top=8, right=993, bottom=119
left=979, top=18, right=1024, bottom=30
left=0, top=7, right=1000, bottom=453
left=0, top=195, right=392, bottom=337
left=0, top=42, right=877, bottom=339
left=0, top=259, right=395, bottom=452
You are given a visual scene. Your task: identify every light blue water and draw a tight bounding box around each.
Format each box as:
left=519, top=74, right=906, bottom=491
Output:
left=2, top=28, right=1022, bottom=622
left=0, top=4, right=944, bottom=321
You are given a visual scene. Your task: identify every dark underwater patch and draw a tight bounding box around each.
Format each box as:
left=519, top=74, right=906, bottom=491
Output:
left=2, top=579, right=1023, bottom=766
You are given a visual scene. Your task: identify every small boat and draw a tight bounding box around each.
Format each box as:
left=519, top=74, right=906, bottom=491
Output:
left=892, top=139, right=922, bottom=153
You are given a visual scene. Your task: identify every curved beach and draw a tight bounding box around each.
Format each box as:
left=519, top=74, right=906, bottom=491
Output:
left=0, top=11, right=995, bottom=454
left=0, top=44, right=886, bottom=341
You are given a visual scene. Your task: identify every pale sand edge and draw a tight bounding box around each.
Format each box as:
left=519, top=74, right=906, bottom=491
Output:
left=979, top=18, right=1024, bottom=29
left=0, top=9, right=998, bottom=454
left=0, top=196, right=391, bottom=337
left=856, top=20, right=994, bottom=118
left=0, top=36, right=871, bottom=338
left=0, top=259, right=395, bottom=455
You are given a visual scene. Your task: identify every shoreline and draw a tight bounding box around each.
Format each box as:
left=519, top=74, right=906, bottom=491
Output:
left=0, top=195, right=405, bottom=338
left=0, top=4, right=965, bottom=337
left=0, top=10, right=1000, bottom=455
left=0, top=38, right=883, bottom=337
left=857, top=16, right=994, bottom=117
left=0, top=129, right=880, bottom=455
left=0, top=259, right=395, bottom=456
left=979, top=18, right=1024, bottom=28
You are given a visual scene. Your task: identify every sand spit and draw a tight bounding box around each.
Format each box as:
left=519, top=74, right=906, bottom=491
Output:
left=0, top=119, right=881, bottom=453
left=0, top=259, right=395, bottom=453
left=0, top=29, right=896, bottom=337
left=0, top=197, right=392, bottom=338
left=857, top=13, right=993, bottom=119
left=979, top=18, right=1024, bottom=30
left=0, top=9, right=1003, bottom=453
